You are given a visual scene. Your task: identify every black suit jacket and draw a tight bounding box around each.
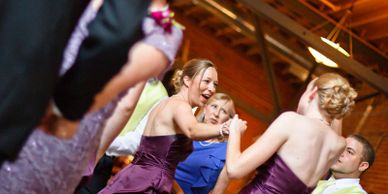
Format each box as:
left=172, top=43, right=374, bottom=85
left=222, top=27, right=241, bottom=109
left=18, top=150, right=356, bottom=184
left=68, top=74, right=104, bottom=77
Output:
left=54, top=0, right=151, bottom=120
left=0, top=0, right=89, bottom=161
left=0, top=0, right=150, bottom=161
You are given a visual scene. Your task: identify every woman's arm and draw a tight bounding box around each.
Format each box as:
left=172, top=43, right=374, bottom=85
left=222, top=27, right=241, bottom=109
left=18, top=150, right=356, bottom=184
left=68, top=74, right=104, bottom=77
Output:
left=96, top=81, right=146, bottom=160
left=226, top=113, right=291, bottom=179
left=90, top=42, right=169, bottom=113
left=211, top=167, right=230, bottom=194
left=173, top=102, right=227, bottom=140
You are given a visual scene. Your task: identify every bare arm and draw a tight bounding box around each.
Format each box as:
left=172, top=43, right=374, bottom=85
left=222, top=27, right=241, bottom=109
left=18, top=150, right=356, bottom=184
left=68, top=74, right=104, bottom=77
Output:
left=105, top=95, right=168, bottom=156
left=90, top=42, right=169, bottom=113
left=173, top=102, right=226, bottom=140
left=226, top=113, right=290, bottom=179
left=97, top=81, right=146, bottom=160
left=211, top=167, right=229, bottom=194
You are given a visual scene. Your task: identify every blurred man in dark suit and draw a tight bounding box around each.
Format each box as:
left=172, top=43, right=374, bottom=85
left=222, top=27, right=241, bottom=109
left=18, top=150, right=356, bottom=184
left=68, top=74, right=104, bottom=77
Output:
left=0, top=0, right=151, bottom=165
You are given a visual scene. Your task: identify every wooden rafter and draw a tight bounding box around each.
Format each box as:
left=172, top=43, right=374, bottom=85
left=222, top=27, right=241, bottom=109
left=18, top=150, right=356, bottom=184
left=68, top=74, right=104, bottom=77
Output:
left=241, top=0, right=388, bottom=95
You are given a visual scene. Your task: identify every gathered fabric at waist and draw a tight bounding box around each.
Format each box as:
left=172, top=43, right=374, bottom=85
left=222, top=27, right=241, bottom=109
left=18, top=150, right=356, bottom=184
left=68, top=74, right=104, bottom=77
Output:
left=239, top=154, right=314, bottom=194
left=132, top=151, right=176, bottom=176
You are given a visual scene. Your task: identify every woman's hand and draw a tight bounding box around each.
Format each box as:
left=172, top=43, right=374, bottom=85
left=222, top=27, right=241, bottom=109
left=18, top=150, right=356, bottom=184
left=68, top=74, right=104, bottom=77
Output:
left=229, top=114, right=247, bottom=134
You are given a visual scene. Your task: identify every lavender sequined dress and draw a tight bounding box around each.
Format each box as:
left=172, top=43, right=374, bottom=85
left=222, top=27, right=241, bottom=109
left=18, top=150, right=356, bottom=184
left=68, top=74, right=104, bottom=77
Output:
left=99, top=134, right=193, bottom=194
left=142, top=15, right=183, bottom=79
left=238, top=154, right=314, bottom=194
left=0, top=100, right=118, bottom=194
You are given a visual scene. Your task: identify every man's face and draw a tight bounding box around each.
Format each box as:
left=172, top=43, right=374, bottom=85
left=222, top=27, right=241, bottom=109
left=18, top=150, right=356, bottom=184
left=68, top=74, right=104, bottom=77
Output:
left=331, top=137, right=366, bottom=178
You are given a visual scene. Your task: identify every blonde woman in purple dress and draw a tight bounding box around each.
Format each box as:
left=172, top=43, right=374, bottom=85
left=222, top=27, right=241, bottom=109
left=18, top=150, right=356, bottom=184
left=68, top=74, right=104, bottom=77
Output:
left=227, top=73, right=357, bottom=194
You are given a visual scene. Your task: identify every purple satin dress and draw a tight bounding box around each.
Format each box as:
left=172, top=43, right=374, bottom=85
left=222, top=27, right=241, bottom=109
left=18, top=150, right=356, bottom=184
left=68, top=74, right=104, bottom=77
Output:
left=99, top=134, right=193, bottom=194
left=238, top=154, right=314, bottom=194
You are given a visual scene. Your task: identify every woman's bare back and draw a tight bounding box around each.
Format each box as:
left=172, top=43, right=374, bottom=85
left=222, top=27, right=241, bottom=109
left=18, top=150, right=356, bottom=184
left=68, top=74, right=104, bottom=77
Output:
left=277, top=112, right=345, bottom=186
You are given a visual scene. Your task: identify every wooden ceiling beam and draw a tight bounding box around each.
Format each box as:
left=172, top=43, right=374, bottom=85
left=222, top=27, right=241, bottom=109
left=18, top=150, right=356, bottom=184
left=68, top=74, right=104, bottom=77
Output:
left=231, top=37, right=255, bottom=47
left=183, top=6, right=205, bottom=16
left=378, top=40, right=388, bottom=53
left=351, top=7, right=388, bottom=27
left=192, top=0, right=345, bottom=79
left=246, top=47, right=261, bottom=56
left=253, top=15, right=282, bottom=116
left=171, top=0, right=192, bottom=7
left=198, top=16, right=220, bottom=27
left=296, top=0, right=388, bottom=60
left=215, top=27, right=236, bottom=37
left=240, top=0, right=388, bottom=95
left=318, top=0, right=340, bottom=11
left=365, top=25, right=388, bottom=40
left=326, top=0, right=368, bottom=14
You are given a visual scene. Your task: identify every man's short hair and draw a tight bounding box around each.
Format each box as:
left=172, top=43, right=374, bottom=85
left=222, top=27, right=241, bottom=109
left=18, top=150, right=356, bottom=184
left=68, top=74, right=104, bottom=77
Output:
left=349, top=134, right=375, bottom=168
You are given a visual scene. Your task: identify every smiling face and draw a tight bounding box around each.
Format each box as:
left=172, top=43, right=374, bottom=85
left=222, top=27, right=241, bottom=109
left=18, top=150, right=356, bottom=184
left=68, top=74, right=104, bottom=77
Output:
left=203, top=99, right=234, bottom=125
left=186, top=67, right=218, bottom=107
left=330, top=137, right=369, bottom=178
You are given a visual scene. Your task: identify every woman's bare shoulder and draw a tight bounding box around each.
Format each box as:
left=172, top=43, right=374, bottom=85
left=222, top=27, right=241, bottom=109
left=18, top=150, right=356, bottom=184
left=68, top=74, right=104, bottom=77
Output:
left=277, top=111, right=301, bottom=121
left=169, top=97, right=191, bottom=108
left=165, top=98, right=193, bottom=116
left=268, top=111, right=303, bottom=134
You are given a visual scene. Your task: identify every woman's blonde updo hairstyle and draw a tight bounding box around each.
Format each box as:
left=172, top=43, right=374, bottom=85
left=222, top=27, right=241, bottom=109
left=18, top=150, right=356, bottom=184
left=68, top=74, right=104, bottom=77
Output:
left=197, top=93, right=236, bottom=122
left=315, top=73, right=357, bottom=119
left=171, top=58, right=217, bottom=93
